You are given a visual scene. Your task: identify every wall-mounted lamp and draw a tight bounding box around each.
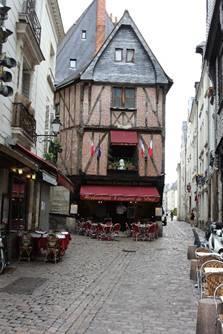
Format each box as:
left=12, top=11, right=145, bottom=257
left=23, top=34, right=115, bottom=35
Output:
left=34, top=117, right=62, bottom=141
left=18, top=168, right=23, bottom=175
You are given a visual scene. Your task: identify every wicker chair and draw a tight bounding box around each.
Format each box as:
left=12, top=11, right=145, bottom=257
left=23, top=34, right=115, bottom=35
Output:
left=203, top=273, right=223, bottom=298
left=195, top=247, right=210, bottom=258
left=45, top=234, right=60, bottom=263
left=19, top=233, right=32, bottom=262
left=214, top=283, right=223, bottom=334
left=196, top=255, right=220, bottom=290
left=200, top=260, right=223, bottom=298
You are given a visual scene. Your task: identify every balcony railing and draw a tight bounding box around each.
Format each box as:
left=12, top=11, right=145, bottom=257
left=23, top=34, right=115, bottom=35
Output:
left=20, top=0, right=41, bottom=44
left=12, top=102, right=36, bottom=142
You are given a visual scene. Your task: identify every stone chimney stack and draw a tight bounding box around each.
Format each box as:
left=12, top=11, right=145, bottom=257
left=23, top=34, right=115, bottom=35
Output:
left=96, top=0, right=106, bottom=53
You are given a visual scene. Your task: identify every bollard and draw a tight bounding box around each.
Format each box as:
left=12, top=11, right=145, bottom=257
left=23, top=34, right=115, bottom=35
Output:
left=196, top=298, right=223, bottom=334
left=190, top=259, right=198, bottom=281
left=187, top=245, right=197, bottom=259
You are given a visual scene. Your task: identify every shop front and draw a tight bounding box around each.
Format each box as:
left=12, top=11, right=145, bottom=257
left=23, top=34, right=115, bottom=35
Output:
left=79, top=185, right=161, bottom=230
left=0, top=143, right=74, bottom=260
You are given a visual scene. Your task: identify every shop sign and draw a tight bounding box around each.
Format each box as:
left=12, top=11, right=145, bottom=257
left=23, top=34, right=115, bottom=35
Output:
left=42, top=171, right=57, bottom=186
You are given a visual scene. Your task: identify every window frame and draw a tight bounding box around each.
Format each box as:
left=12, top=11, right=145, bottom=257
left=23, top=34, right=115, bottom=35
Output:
left=112, top=87, right=136, bottom=110
left=81, top=30, right=87, bottom=40
left=126, top=49, right=135, bottom=63
left=114, top=48, right=123, bottom=62
left=70, top=58, right=77, bottom=69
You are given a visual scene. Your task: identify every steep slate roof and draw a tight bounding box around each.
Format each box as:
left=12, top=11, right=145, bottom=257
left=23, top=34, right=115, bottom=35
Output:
left=81, top=10, right=172, bottom=87
left=55, top=0, right=113, bottom=87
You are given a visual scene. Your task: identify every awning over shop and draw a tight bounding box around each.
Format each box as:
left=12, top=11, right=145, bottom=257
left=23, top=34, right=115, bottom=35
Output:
left=14, top=144, right=74, bottom=192
left=0, top=144, right=38, bottom=171
left=110, top=131, right=138, bottom=146
left=16, top=144, right=57, bottom=174
left=80, top=185, right=160, bottom=202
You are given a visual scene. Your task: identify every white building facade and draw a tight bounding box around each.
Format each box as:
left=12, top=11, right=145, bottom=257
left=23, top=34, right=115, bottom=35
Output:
left=178, top=53, right=217, bottom=228
left=0, top=0, right=73, bottom=259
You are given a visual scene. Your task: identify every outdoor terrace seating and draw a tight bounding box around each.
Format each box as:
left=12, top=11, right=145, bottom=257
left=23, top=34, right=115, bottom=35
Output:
left=17, top=230, right=71, bottom=263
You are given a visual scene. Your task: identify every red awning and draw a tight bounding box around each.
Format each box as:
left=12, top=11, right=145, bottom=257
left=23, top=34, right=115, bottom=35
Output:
left=80, top=185, right=160, bottom=203
left=57, top=173, right=74, bottom=193
left=15, top=144, right=74, bottom=192
left=110, top=131, right=138, bottom=146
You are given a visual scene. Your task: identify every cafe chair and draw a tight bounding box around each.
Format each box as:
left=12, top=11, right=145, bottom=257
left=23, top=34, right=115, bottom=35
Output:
left=132, top=223, right=141, bottom=241
left=103, top=224, right=113, bottom=241
left=196, top=255, right=220, bottom=291
left=125, top=223, right=132, bottom=237
left=146, top=223, right=156, bottom=241
left=199, top=260, right=223, bottom=298
left=89, top=223, right=98, bottom=239
left=45, top=234, right=60, bottom=263
left=96, top=224, right=105, bottom=240
left=195, top=247, right=210, bottom=257
left=112, top=223, right=121, bottom=240
left=19, top=232, right=32, bottom=262
left=83, top=221, right=92, bottom=236
left=214, top=283, right=223, bottom=334
left=203, top=272, right=223, bottom=298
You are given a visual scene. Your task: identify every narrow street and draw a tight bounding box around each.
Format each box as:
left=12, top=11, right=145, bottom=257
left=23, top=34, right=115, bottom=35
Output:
left=0, top=221, right=199, bottom=334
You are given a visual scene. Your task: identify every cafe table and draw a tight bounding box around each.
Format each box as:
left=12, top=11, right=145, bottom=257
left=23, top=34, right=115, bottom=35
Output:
left=31, top=231, right=48, bottom=257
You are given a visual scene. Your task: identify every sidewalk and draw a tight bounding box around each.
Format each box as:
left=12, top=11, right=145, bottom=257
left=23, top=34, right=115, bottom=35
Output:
left=0, top=220, right=199, bottom=334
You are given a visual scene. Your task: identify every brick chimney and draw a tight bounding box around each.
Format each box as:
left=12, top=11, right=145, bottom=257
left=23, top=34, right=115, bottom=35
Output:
left=96, top=0, right=106, bottom=53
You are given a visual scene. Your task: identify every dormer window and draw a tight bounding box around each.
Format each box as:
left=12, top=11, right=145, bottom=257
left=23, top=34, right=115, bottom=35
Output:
left=70, top=58, right=77, bottom=69
left=81, top=30, right=87, bottom=39
left=126, top=49, right=135, bottom=63
left=115, top=48, right=123, bottom=62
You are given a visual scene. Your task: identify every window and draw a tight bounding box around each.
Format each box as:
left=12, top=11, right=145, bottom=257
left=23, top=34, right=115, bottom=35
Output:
left=115, top=48, right=123, bottom=62
left=108, top=145, right=138, bottom=172
left=70, top=58, right=77, bottom=69
left=126, top=49, right=135, bottom=63
left=22, top=71, right=31, bottom=99
left=112, top=87, right=136, bottom=109
left=81, top=30, right=87, bottom=39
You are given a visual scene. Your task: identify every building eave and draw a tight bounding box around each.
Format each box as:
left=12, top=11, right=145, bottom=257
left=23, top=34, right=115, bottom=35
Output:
left=48, top=0, right=65, bottom=42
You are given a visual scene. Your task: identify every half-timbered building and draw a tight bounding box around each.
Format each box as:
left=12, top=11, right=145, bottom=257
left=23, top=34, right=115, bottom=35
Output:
left=55, top=0, right=172, bottom=226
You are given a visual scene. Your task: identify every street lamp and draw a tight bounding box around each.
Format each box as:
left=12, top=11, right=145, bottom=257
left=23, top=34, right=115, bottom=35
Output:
left=35, top=117, right=62, bottom=140
left=35, top=117, right=62, bottom=164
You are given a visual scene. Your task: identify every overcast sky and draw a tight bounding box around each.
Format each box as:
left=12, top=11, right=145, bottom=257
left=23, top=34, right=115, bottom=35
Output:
left=57, top=0, right=206, bottom=185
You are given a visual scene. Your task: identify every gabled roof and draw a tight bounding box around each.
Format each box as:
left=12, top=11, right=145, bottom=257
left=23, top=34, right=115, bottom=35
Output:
left=81, top=10, right=172, bottom=87
left=55, top=0, right=113, bottom=88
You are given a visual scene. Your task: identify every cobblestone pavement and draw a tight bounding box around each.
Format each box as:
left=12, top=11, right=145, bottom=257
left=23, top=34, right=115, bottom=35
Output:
left=0, top=221, right=202, bottom=334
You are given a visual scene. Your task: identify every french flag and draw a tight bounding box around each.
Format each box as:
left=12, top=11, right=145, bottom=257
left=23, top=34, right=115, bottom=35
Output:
left=139, top=139, right=145, bottom=158
left=96, top=146, right=101, bottom=160
left=90, top=141, right=95, bottom=157
left=148, top=140, right=153, bottom=157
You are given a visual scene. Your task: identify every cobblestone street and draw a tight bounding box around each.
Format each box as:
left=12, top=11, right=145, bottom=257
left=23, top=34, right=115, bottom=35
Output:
left=0, top=221, right=200, bottom=334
